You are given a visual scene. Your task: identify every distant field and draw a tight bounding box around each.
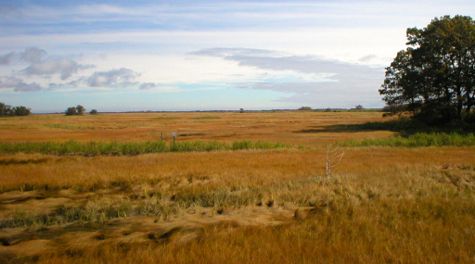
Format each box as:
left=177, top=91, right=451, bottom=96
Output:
left=0, top=111, right=392, bottom=145
left=0, top=112, right=474, bottom=263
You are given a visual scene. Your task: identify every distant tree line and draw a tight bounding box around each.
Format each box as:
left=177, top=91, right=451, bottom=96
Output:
left=380, top=15, right=475, bottom=124
left=0, top=102, right=31, bottom=116
left=296, top=105, right=367, bottom=112
left=298, top=106, right=312, bottom=111
left=65, top=105, right=98, bottom=115
left=65, top=105, right=85, bottom=115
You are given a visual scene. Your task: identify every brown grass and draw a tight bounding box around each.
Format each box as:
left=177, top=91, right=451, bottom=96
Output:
left=0, top=111, right=392, bottom=145
left=0, top=112, right=474, bottom=263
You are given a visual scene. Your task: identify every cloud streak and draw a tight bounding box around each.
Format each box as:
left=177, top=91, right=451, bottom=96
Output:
left=192, top=47, right=384, bottom=106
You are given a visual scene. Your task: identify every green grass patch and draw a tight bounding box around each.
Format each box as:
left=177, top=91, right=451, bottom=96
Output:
left=343, top=132, right=475, bottom=147
left=0, top=140, right=287, bottom=156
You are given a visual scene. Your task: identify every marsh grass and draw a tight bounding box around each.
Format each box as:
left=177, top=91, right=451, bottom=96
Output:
left=1, top=113, right=475, bottom=262
left=344, top=132, right=475, bottom=147
left=0, top=175, right=339, bottom=229
left=0, top=140, right=286, bottom=156
left=33, top=185, right=475, bottom=264
left=172, top=188, right=258, bottom=209
left=0, top=197, right=176, bottom=228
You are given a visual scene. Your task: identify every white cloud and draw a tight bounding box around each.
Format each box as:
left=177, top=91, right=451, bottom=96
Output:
left=0, top=52, right=15, bottom=65
left=0, top=47, right=47, bottom=65
left=22, top=58, right=92, bottom=80
left=85, top=68, right=138, bottom=87
left=138, top=82, right=156, bottom=90
left=192, top=47, right=384, bottom=107
left=20, top=47, right=47, bottom=63
left=138, top=82, right=182, bottom=93
left=0, top=76, right=43, bottom=92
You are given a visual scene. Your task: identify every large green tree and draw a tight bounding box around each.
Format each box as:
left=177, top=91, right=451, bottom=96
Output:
left=380, top=15, right=475, bottom=124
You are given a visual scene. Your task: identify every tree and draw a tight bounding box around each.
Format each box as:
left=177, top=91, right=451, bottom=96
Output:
left=12, top=106, right=31, bottom=116
left=298, top=106, right=312, bottom=111
left=354, top=105, right=364, bottom=110
left=65, top=107, right=78, bottom=116
left=0, top=102, right=11, bottom=116
left=76, top=105, right=85, bottom=115
left=90, top=109, right=98, bottom=115
left=0, top=102, right=31, bottom=116
left=65, top=105, right=86, bottom=116
left=380, top=15, right=475, bottom=124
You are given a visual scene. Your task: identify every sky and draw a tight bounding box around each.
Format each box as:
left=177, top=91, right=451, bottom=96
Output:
left=0, top=0, right=474, bottom=112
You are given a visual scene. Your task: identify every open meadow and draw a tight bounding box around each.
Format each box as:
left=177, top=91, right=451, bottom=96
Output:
left=0, top=111, right=474, bottom=263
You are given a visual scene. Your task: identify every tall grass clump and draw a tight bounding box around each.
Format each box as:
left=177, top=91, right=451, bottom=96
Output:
left=0, top=140, right=286, bottom=156
left=344, top=132, right=475, bottom=147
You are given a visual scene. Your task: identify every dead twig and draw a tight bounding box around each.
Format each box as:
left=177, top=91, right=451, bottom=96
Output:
left=325, top=144, right=345, bottom=178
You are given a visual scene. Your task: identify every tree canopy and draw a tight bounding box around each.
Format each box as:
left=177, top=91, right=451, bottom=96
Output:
left=0, top=102, right=31, bottom=116
left=65, top=105, right=86, bottom=116
left=380, top=15, right=475, bottom=124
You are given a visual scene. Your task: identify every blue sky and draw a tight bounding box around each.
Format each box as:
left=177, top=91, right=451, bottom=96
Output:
left=0, top=0, right=474, bottom=112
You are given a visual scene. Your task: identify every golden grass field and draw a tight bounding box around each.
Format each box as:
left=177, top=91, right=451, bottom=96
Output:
left=0, top=112, right=474, bottom=263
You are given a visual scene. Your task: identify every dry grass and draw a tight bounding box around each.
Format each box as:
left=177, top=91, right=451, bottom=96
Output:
left=0, top=112, right=474, bottom=263
left=0, top=111, right=392, bottom=145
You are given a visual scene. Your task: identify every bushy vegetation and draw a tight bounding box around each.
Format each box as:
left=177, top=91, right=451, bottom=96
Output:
left=344, top=132, right=475, bottom=147
left=65, top=105, right=86, bottom=115
left=0, top=102, right=31, bottom=116
left=298, top=106, right=312, bottom=111
left=0, top=140, right=286, bottom=156
left=350, top=105, right=364, bottom=111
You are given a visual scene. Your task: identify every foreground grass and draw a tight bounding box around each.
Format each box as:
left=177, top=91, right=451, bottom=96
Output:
left=1, top=112, right=475, bottom=263
left=1, top=146, right=474, bottom=263
left=344, top=132, right=475, bottom=147
left=39, top=196, right=475, bottom=264
left=0, top=140, right=286, bottom=156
